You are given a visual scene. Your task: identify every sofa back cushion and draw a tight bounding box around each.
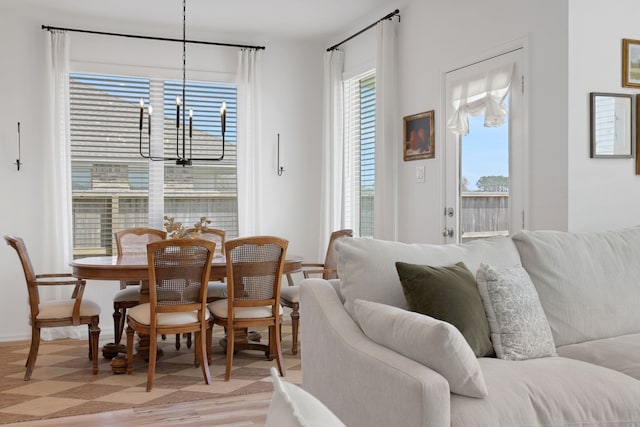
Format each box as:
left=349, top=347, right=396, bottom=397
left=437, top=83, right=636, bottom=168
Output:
left=336, top=236, right=521, bottom=317
left=512, top=227, right=640, bottom=346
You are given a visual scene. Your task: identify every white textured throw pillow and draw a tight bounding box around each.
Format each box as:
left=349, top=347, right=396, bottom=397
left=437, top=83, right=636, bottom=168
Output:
left=476, top=262, right=557, bottom=361
left=265, top=367, right=345, bottom=427
left=353, top=299, right=488, bottom=398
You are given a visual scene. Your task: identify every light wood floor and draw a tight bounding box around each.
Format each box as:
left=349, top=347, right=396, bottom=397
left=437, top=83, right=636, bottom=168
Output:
left=4, top=391, right=273, bottom=427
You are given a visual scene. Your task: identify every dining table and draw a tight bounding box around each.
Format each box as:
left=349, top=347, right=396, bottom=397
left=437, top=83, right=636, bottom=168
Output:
left=70, top=253, right=303, bottom=374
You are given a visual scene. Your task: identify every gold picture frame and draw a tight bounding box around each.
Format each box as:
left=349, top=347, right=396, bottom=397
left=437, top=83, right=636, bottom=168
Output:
left=403, top=110, right=434, bottom=161
left=622, top=38, right=640, bottom=88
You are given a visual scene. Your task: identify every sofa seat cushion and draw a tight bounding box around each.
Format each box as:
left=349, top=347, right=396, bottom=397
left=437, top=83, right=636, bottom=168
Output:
left=512, top=227, right=640, bottom=346
left=336, top=236, right=521, bottom=317
left=450, top=356, right=640, bottom=427
left=557, top=332, right=640, bottom=380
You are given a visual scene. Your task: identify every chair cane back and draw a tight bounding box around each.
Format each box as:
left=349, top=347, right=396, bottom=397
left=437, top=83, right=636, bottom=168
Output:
left=208, top=236, right=288, bottom=381
left=112, top=228, right=166, bottom=349
left=126, top=238, right=214, bottom=391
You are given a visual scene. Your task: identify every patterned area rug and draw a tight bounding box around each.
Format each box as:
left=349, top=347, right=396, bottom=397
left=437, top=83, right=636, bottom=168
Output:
left=0, top=328, right=301, bottom=424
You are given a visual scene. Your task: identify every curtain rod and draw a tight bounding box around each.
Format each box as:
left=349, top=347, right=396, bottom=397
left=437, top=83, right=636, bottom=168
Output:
left=41, top=25, right=266, bottom=50
left=327, top=9, right=400, bottom=52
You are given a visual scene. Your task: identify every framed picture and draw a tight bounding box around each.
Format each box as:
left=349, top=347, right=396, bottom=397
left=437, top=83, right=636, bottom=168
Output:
left=590, top=92, right=634, bottom=158
left=403, top=110, right=434, bottom=161
left=622, top=38, right=640, bottom=88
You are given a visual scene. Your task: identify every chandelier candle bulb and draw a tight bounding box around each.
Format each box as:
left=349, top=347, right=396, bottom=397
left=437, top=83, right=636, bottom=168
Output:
left=176, top=96, right=180, bottom=128
left=189, top=109, right=193, bottom=139
left=139, top=98, right=144, bottom=130
left=221, top=102, right=226, bottom=134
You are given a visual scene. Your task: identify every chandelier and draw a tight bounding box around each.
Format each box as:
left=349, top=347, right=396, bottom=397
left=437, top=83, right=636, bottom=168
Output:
left=138, top=0, right=226, bottom=166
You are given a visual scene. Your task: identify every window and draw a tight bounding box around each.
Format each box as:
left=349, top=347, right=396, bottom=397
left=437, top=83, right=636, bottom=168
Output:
left=70, top=73, right=237, bottom=257
left=343, top=70, right=375, bottom=237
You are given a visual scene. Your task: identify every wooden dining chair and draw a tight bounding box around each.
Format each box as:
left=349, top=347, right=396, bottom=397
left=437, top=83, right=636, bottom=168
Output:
left=176, top=228, right=226, bottom=350
left=281, top=229, right=352, bottom=354
left=4, top=235, right=101, bottom=380
left=208, top=236, right=288, bottom=381
left=126, top=238, right=214, bottom=392
left=112, top=228, right=166, bottom=350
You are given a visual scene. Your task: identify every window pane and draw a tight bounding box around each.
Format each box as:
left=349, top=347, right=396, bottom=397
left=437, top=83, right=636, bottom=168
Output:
left=70, top=73, right=238, bottom=258
left=459, top=96, right=509, bottom=241
left=344, top=70, right=375, bottom=238
left=162, top=80, right=238, bottom=238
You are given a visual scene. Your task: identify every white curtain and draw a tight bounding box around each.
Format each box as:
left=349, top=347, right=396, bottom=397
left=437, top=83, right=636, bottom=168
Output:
left=373, top=19, right=398, bottom=241
left=43, top=30, right=79, bottom=339
left=447, top=62, right=515, bottom=136
left=318, top=49, right=345, bottom=259
left=236, top=49, right=263, bottom=236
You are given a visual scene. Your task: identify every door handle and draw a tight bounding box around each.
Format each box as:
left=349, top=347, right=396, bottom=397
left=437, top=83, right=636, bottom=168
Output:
left=442, top=227, right=454, bottom=238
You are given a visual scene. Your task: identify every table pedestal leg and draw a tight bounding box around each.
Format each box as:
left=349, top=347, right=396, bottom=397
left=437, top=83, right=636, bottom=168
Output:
left=219, top=329, right=270, bottom=359
left=109, top=332, right=163, bottom=374
left=102, top=342, right=126, bottom=359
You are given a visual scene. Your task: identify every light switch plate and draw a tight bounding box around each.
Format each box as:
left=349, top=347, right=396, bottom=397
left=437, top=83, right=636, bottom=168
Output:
left=416, top=165, right=425, bottom=183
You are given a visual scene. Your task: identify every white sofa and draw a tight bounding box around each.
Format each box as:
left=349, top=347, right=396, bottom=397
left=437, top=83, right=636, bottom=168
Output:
left=300, top=227, right=640, bottom=427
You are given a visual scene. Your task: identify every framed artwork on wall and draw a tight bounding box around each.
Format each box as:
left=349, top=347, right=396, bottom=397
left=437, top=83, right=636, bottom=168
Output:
left=403, top=110, right=434, bottom=161
left=590, top=92, right=634, bottom=158
left=622, top=38, right=640, bottom=88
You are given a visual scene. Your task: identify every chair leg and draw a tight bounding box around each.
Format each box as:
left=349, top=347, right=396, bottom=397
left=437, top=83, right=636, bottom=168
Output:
left=25, top=327, right=41, bottom=381
left=89, top=317, right=101, bottom=375
left=184, top=332, right=192, bottom=349
left=175, top=333, right=181, bottom=350
left=224, top=325, right=235, bottom=381
left=290, top=302, right=300, bottom=355
left=194, top=332, right=200, bottom=367
left=126, top=326, right=135, bottom=375
left=206, top=323, right=213, bottom=365
left=147, top=331, right=158, bottom=392
left=271, top=323, right=286, bottom=377
left=113, top=303, right=124, bottom=345
left=197, top=330, right=212, bottom=385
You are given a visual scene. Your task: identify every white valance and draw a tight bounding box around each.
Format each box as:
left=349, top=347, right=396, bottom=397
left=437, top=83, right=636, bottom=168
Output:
left=447, top=62, right=515, bottom=136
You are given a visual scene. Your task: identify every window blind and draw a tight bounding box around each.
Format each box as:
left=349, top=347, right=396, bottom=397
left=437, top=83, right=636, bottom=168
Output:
left=343, top=70, right=376, bottom=238
left=70, top=73, right=238, bottom=258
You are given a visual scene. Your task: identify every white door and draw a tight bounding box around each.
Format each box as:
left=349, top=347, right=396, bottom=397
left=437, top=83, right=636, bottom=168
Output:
left=444, top=49, right=525, bottom=243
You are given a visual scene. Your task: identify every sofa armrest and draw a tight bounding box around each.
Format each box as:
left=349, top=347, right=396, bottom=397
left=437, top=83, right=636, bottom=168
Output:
left=300, top=278, right=451, bottom=427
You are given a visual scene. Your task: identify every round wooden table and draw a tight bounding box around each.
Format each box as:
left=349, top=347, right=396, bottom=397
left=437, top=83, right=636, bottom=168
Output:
left=70, top=254, right=303, bottom=373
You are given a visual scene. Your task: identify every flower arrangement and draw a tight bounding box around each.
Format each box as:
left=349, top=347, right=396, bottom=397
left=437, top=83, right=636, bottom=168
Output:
left=163, top=215, right=212, bottom=239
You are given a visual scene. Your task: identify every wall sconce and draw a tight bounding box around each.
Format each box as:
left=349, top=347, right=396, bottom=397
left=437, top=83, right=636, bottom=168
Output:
left=15, top=122, right=22, bottom=171
left=277, top=133, right=285, bottom=176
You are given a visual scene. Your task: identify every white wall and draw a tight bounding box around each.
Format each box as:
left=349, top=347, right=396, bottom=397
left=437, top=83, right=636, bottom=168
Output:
left=395, top=0, right=570, bottom=243
left=0, top=4, right=323, bottom=341
left=567, top=0, right=640, bottom=231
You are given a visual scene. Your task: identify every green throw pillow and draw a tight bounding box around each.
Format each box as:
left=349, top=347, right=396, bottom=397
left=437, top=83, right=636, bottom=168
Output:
left=395, top=261, right=494, bottom=357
